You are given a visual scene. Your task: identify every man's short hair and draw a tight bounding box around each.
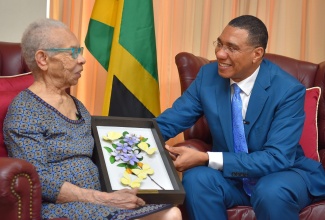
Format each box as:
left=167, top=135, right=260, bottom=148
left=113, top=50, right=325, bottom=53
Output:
left=229, top=15, right=268, bottom=50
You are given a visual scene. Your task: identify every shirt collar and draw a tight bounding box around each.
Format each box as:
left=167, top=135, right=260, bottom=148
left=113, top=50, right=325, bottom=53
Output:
left=230, top=66, right=260, bottom=96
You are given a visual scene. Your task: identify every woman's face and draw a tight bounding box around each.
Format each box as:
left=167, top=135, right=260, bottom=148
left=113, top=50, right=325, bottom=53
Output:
left=46, top=28, right=86, bottom=89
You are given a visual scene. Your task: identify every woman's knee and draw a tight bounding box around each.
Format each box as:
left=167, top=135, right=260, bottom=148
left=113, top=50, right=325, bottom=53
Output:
left=139, top=206, right=182, bottom=220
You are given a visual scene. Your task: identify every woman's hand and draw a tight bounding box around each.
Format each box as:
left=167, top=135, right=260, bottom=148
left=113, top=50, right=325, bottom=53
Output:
left=57, top=182, right=145, bottom=209
left=92, top=188, right=146, bottom=209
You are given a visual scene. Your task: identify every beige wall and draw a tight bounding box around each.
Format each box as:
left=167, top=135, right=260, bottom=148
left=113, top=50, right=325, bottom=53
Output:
left=0, top=0, right=47, bottom=42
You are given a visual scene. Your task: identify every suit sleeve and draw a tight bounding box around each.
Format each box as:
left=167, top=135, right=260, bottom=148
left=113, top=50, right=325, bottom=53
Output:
left=156, top=67, right=206, bottom=141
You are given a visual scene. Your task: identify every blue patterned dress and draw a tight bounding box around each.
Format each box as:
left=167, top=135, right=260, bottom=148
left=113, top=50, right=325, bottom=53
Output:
left=3, top=89, right=171, bottom=219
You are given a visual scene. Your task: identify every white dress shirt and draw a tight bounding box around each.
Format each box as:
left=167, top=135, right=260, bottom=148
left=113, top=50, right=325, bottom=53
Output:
left=207, top=66, right=260, bottom=170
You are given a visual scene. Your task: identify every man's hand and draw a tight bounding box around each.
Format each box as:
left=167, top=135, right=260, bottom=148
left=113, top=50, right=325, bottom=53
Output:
left=165, top=145, right=209, bottom=172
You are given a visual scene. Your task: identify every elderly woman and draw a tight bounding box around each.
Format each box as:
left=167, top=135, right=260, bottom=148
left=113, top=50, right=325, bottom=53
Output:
left=3, top=18, right=181, bottom=220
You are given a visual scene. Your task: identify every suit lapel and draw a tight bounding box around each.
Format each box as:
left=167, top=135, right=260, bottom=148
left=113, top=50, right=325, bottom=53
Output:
left=245, top=60, right=271, bottom=135
left=216, top=79, right=234, bottom=152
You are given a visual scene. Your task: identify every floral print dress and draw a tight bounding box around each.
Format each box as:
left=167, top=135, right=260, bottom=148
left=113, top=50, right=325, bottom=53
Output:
left=3, top=89, right=171, bottom=219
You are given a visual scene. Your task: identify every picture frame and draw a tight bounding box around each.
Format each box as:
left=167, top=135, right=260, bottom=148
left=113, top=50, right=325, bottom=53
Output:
left=91, top=116, right=185, bottom=204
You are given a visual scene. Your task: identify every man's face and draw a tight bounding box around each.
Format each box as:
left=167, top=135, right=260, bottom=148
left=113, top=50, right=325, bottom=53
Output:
left=215, top=25, right=262, bottom=82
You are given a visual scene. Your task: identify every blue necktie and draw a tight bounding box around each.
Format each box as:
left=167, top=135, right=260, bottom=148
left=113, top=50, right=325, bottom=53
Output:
left=232, top=83, right=255, bottom=196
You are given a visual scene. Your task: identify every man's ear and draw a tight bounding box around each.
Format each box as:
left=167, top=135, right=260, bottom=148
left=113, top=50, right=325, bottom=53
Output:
left=35, top=50, right=48, bottom=70
left=252, top=47, right=264, bottom=63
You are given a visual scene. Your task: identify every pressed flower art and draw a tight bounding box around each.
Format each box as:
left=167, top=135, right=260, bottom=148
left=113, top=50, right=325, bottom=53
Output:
left=102, top=131, right=164, bottom=189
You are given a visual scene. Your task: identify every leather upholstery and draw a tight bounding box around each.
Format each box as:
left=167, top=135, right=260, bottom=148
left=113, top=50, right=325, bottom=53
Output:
left=0, top=41, right=30, bottom=76
left=0, top=158, right=42, bottom=220
left=175, top=52, right=325, bottom=219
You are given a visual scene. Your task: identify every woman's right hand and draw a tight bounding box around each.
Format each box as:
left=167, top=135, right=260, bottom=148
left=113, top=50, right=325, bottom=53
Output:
left=92, top=188, right=146, bottom=209
left=57, top=182, right=145, bottom=209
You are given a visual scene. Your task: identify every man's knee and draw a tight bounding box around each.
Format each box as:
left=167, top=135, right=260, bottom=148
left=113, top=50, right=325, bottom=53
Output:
left=183, top=166, right=222, bottom=185
left=252, top=180, right=284, bottom=204
left=251, top=172, right=310, bottom=216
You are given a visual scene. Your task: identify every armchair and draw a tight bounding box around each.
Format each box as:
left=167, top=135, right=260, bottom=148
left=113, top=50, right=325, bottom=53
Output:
left=0, top=41, right=41, bottom=220
left=0, top=41, right=30, bottom=76
left=0, top=42, right=67, bottom=220
left=175, top=52, right=325, bottom=219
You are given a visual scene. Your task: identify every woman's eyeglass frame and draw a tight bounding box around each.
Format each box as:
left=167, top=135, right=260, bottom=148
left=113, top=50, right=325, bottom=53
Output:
left=42, top=47, right=84, bottom=59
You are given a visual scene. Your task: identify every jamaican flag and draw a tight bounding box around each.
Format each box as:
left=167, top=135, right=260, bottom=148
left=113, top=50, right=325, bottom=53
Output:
left=85, top=0, right=160, bottom=118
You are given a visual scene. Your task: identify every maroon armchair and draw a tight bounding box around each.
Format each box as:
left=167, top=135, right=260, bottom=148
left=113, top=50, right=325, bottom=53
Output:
left=0, top=41, right=30, bottom=76
left=175, top=52, right=325, bottom=219
left=0, top=42, right=67, bottom=220
left=0, top=41, right=39, bottom=220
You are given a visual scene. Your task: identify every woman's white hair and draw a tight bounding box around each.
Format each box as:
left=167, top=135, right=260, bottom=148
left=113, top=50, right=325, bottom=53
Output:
left=21, top=18, right=69, bottom=71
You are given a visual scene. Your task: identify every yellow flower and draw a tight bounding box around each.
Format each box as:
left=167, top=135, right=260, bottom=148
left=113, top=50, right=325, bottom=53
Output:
left=132, top=163, right=154, bottom=179
left=120, top=171, right=143, bottom=188
left=138, top=142, right=157, bottom=155
left=103, top=131, right=123, bottom=141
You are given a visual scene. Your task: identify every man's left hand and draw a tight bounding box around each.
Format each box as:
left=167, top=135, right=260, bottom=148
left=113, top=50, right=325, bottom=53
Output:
left=165, top=145, right=209, bottom=172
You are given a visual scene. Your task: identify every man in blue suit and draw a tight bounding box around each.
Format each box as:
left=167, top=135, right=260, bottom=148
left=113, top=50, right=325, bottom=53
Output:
left=156, top=15, right=325, bottom=220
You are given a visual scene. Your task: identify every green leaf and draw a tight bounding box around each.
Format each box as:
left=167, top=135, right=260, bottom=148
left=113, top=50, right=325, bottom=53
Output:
left=110, top=156, right=116, bottom=164
left=123, top=131, right=129, bottom=136
left=112, top=144, right=117, bottom=149
left=142, top=138, right=148, bottom=142
left=104, top=146, right=113, bottom=153
left=138, top=157, right=143, bottom=161
left=127, top=164, right=138, bottom=169
left=117, top=163, right=127, bottom=167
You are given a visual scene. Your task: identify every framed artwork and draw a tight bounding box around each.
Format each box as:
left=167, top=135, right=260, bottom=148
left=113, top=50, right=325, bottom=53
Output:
left=91, top=116, right=185, bottom=204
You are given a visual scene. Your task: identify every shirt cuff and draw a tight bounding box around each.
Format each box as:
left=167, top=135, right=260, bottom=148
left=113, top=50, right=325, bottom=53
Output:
left=207, top=152, right=223, bottom=170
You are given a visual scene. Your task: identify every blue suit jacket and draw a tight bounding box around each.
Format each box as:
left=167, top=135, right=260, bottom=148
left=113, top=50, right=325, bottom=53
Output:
left=157, top=59, right=325, bottom=198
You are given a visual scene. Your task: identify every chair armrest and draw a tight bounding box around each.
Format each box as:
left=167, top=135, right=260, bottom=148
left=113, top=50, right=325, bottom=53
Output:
left=173, top=139, right=212, bottom=152
left=0, top=157, right=42, bottom=220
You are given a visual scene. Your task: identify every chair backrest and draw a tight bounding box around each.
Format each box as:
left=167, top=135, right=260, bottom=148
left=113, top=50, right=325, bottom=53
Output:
left=0, top=41, right=30, bottom=76
left=0, top=42, right=33, bottom=157
left=175, top=52, right=325, bottom=152
left=0, top=73, right=34, bottom=157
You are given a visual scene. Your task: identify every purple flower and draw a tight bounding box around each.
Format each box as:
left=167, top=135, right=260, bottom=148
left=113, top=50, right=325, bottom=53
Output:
left=122, top=152, right=139, bottom=166
left=123, top=134, right=140, bottom=146
left=111, top=151, right=125, bottom=161
left=116, top=142, right=132, bottom=153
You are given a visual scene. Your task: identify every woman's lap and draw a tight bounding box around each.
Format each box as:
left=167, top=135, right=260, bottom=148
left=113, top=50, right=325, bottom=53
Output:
left=42, top=201, right=172, bottom=220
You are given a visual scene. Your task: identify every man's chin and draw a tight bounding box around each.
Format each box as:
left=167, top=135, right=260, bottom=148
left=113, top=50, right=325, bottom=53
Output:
left=218, top=71, right=233, bottom=79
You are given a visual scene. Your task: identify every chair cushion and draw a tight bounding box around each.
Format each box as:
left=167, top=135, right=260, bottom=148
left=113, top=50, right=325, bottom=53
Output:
left=299, top=87, right=321, bottom=161
left=0, top=73, right=33, bottom=157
